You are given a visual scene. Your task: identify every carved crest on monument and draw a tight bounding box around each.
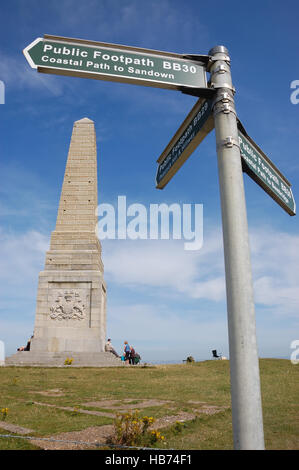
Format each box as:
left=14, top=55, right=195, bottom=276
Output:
left=50, top=290, right=86, bottom=320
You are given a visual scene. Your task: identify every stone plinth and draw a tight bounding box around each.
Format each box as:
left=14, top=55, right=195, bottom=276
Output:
left=5, top=351, right=122, bottom=367
left=31, top=271, right=106, bottom=353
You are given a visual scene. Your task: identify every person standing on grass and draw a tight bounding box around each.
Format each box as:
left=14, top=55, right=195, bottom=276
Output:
left=124, top=341, right=131, bottom=364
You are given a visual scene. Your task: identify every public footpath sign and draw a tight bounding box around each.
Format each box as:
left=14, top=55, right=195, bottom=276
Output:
left=238, top=123, right=296, bottom=216
left=156, top=98, right=214, bottom=189
left=23, top=35, right=207, bottom=91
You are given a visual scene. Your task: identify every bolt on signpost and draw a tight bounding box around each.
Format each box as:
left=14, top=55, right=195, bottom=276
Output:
left=24, top=35, right=296, bottom=450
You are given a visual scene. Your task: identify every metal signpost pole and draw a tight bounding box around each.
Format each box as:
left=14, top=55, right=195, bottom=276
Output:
left=208, top=46, right=265, bottom=449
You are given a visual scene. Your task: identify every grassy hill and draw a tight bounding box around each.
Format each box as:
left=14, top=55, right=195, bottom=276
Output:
left=0, top=359, right=298, bottom=450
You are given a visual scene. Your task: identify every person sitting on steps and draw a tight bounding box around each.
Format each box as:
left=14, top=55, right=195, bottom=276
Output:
left=105, top=338, right=120, bottom=358
left=17, top=335, right=33, bottom=352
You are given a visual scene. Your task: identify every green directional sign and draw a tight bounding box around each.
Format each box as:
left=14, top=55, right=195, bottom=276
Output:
left=156, top=98, right=214, bottom=189
left=238, top=125, right=296, bottom=216
left=23, top=36, right=207, bottom=91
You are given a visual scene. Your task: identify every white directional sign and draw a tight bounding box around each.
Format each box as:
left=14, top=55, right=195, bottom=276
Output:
left=24, top=35, right=208, bottom=92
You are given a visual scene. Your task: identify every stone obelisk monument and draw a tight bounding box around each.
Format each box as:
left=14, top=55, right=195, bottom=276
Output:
left=7, top=118, right=120, bottom=366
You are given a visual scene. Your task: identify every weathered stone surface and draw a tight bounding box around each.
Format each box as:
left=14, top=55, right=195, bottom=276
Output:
left=5, top=351, right=122, bottom=367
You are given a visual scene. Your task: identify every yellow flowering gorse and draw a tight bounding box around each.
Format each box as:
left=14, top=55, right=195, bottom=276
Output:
left=111, top=410, right=165, bottom=447
left=1, top=408, right=9, bottom=420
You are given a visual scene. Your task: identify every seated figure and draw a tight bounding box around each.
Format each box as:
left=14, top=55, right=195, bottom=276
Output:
left=105, top=338, right=120, bottom=358
left=17, top=335, right=33, bottom=351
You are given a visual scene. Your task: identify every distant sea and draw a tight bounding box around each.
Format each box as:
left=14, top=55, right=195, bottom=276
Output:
left=145, top=356, right=290, bottom=365
left=148, top=358, right=212, bottom=364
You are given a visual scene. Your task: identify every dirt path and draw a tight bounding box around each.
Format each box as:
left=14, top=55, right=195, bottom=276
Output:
left=3, top=396, right=227, bottom=450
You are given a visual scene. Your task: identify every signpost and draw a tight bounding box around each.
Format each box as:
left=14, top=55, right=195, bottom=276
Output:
left=24, top=35, right=207, bottom=92
left=156, top=98, right=214, bottom=189
left=238, top=122, right=296, bottom=216
left=23, top=34, right=296, bottom=450
left=208, top=46, right=265, bottom=450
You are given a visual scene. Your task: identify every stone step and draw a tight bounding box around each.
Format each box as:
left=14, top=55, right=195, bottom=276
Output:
left=5, top=351, right=124, bottom=367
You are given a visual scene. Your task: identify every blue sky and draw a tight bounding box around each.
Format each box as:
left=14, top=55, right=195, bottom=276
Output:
left=0, top=0, right=299, bottom=362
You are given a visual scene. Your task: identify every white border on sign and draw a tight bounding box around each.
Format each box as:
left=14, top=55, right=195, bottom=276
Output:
left=23, top=38, right=207, bottom=89
left=23, top=37, right=43, bottom=69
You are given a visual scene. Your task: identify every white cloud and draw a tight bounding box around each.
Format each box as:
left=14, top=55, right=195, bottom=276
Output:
left=107, top=302, right=228, bottom=361
left=0, top=228, right=48, bottom=293
left=0, top=162, right=57, bottom=225
left=0, top=51, right=64, bottom=95
left=250, top=229, right=299, bottom=317
left=102, top=225, right=299, bottom=316
left=1, top=319, right=34, bottom=356
left=186, top=277, right=225, bottom=302
left=1, top=223, right=297, bottom=315
left=102, top=230, right=226, bottom=302
left=254, top=276, right=299, bottom=313
left=0, top=228, right=49, bottom=354
left=1, top=223, right=298, bottom=359
left=47, top=0, right=209, bottom=51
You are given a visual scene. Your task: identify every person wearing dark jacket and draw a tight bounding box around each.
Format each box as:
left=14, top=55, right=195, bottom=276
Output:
left=129, top=346, right=136, bottom=365
left=17, top=335, right=33, bottom=351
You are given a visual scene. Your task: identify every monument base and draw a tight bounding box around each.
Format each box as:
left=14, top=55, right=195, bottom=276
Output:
left=31, top=269, right=107, bottom=353
left=5, top=351, right=123, bottom=367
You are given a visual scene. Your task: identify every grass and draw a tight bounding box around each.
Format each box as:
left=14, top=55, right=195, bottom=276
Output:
left=0, top=430, right=40, bottom=450
left=0, top=359, right=298, bottom=450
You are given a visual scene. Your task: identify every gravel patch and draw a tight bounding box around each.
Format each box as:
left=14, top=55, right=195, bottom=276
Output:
left=83, top=398, right=171, bottom=410
left=31, top=425, right=114, bottom=450
left=10, top=397, right=228, bottom=450
left=0, top=421, right=34, bottom=435
left=33, top=401, right=115, bottom=418
left=29, top=389, right=64, bottom=397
